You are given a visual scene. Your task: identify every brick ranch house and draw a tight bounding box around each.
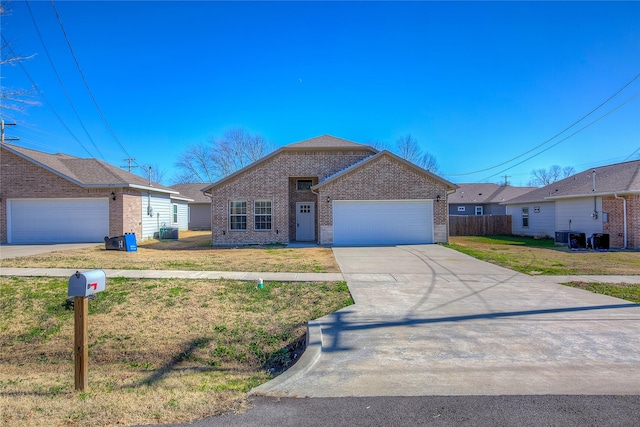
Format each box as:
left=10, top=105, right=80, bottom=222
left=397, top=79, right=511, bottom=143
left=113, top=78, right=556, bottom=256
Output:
left=202, top=135, right=457, bottom=246
left=503, top=159, right=640, bottom=249
left=0, top=143, right=191, bottom=243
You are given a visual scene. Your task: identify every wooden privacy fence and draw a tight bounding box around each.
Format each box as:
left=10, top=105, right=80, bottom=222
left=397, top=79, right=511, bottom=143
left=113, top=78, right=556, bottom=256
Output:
left=449, top=215, right=512, bottom=236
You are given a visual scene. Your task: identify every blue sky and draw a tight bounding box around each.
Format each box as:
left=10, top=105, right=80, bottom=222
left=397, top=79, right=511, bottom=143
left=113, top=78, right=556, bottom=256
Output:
left=2, top=1, right=639, bottom=185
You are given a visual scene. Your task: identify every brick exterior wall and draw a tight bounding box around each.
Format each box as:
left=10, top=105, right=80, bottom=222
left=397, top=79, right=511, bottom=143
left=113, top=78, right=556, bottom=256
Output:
left=209, top=149, right=451, bottom=245
left=210, top=149, right=374, bottom=245
left=314, top=154, right=450, bottom=244
left=0, top=149, right=140, bottom=242
left=602, top=194, right=639, bottom=249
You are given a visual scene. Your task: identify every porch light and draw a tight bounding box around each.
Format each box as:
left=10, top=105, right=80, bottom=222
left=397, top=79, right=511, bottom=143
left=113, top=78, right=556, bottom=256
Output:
left=436, top=195, right=441, bottom=202
left=111, top=192, right=116, bottom=201
left=326, top=196, right=331, bottom=203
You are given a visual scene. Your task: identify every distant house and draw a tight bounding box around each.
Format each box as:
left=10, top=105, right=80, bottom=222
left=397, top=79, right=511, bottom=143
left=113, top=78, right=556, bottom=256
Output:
left=0, top=143, right=192, bottom=243
left=202, top=135, right=457, bottom=246
left=503, top=160, right=640, bottom=249
left=448, top=183, right=536, bottom=216
left=169, top=184, right=212, bottom=230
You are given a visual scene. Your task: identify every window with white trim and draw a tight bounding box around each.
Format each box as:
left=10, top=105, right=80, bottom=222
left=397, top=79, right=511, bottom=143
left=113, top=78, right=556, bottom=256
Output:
left=522, top=207, right=529, bottom=227
left=457, top=206, right=466, bottom=212
left=475, top=206, right=483, bottom=215
left=229, top=200, right=247, bottom=230
left=172, top=204, right=178, bottom=223
left=254, top=200, right=272, bottom=230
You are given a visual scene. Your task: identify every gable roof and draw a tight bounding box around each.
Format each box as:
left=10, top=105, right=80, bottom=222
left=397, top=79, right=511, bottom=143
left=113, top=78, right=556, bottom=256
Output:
left=170, top=183, right=212, bottom=203
left=312, top=150, right=457, bottom=191
left=287, top=134, right=372, bottom=149
left=505, top=159, right=640, bottom=204
left=449, top=183, right=537, bottom=204
left=2, top=143, right=178, bottom=194
left=202, top=135, right=377, bottom=193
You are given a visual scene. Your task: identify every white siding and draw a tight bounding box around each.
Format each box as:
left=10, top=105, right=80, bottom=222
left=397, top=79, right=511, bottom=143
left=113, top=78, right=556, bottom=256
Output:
left=188, top=203, right=212, bottom=230
left=507, top=202, right=556, bottom=237
left=141, top=192, right=172, bottom=240
left=173, top=201, right=189, bottom=230
left=555, top=197, right=603, bottom=236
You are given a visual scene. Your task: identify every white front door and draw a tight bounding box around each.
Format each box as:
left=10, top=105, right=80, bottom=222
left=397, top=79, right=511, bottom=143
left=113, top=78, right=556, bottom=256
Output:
left=296, top=202, right=315, bottom=241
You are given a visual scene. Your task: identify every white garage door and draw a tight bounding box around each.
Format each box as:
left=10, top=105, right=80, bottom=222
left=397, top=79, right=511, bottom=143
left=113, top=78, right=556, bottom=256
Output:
left=333, top=200, right=434, bottom=245
left=8, top=199, right=109, bottom=243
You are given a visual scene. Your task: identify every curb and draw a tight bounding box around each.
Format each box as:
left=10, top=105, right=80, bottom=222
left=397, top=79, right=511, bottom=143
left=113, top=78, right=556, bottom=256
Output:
left=250, top=320, right=323, bottom=397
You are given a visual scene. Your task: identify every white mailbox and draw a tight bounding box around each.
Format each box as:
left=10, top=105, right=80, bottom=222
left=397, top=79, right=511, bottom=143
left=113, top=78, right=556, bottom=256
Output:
left=68, top=270, right=106, bottom=297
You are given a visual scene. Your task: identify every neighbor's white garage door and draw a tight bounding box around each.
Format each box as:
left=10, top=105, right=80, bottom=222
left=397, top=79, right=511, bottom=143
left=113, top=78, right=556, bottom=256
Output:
left=8, top=198, right=109, bottom=243
left=333, top=200, right=434, bottom=245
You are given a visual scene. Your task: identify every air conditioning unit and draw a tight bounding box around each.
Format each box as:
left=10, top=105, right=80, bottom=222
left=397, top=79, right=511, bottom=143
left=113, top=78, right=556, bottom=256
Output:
left=568, top=232, right=587, bottom=250
left=555, top=230, right=571, bottom=244
left=591, top=233, right=610, bottom=251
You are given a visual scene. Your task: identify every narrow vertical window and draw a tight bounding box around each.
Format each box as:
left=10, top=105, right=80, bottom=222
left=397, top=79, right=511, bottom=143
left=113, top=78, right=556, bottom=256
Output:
left=522, top=207, right=529, bottom=227
left=254, top=200, right=272, bottom=230
left=475, top=206, right=483, bottom=215
left=229, top=201, right=247, bottom=230
left=172, top=204, right=178, bottom=223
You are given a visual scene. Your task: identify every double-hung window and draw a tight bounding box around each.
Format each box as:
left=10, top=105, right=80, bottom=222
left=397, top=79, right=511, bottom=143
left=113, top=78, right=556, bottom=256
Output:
left=229, top=201, right=247, bottom=230
left=522, top=207, right=529, bottom=228
left=172, top=204, right=178, bottom=223
left=254, top=200, right=272, bottom=230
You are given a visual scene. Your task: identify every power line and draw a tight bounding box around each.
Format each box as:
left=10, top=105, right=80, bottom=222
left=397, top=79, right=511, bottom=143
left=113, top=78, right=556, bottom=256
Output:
left=24, top=1, right=106, bottom=161
left=479, top=92, right=640, bottom=182
left=49, top=0, right=135, bottom=162
left=445, top=72, right=640, bottom=177
left=1, top=34, right=95, bottom=157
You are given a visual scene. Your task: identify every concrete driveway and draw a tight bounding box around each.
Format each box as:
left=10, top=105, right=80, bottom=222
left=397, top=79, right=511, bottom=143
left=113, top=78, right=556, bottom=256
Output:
left=0, top=243, right=101, bottom=259
left=254, top=245, right=640, bottom=397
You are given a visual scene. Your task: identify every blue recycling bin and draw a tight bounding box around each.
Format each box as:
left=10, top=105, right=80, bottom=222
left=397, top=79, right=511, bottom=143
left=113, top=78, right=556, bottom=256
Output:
left=124, top=233, right=137, bottom=252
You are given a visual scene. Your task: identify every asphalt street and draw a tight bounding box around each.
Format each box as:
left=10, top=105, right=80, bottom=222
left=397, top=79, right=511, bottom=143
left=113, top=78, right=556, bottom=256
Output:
left=157, top=395, right=640, bottom=427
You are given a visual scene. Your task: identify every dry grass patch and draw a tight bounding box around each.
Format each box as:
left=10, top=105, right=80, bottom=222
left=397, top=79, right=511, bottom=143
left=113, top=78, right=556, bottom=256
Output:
left=0, top=276, right=353, bottom=426
left=447, top=235, right=640, bottom=275
left=0, top=231, right=340, bottom=273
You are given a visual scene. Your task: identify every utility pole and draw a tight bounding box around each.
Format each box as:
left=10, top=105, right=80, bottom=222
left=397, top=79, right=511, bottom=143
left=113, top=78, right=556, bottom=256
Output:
left=1, top=120, right=19, bottom=144
left=121, top=158, right=136, bottom=172
left=502, top=175, right=510, bottom=186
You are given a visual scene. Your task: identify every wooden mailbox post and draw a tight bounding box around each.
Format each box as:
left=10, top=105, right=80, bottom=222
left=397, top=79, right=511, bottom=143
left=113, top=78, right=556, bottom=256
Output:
left=68, top=270, right=106, bottom=392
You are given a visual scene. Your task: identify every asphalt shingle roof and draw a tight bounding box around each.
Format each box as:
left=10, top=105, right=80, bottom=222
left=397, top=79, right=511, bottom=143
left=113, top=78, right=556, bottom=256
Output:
left=169, top=184, right=212, bottom=203
left=2, top=143, right=176, bottom=193
left=449, top=183, right=537, bottom=204
left=286, top=134, right=373, bottom=149
left=506, top=160, right=640, bottom=204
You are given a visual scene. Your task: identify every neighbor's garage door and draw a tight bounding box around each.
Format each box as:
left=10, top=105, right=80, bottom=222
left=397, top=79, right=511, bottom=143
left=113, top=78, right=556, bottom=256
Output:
left=333, top=200, right=433, bottom=245
left=8, top=199, right=109, bottom=243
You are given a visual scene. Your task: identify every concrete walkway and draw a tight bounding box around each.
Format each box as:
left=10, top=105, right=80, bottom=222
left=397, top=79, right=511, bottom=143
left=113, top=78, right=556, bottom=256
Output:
left=253, top=245, right=640, bottom=397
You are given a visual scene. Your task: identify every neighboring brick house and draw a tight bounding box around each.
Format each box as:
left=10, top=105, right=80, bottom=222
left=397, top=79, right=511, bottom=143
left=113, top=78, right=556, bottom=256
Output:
left=448, top=183, right=536, bottom=216
left=202, top=135, right=457, bottom=246
left=169, top=183, right=212, bottom=230
left=0, top=143, right=191, bottom=243
left=503, top=159, right=640, bottom=249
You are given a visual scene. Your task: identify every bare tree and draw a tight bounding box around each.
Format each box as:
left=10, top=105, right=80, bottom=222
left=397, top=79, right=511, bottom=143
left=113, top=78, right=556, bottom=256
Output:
left=173, top=142, right=217, bottom=184
left=173, top=128, right=273, bottom=183
left=1, top=4, right=39, bottom=118
left=529, top=165, right=575, bottom=186
left=394, top=134, right=440, bottom=172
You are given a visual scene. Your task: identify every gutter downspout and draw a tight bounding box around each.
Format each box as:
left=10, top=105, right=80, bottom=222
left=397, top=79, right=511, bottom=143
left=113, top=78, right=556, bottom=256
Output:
left=614, top=193, right=628, bottom=249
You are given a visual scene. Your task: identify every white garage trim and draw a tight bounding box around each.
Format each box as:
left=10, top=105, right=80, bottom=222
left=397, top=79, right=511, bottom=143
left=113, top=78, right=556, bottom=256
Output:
left=7, top=198, right=109, bottom=243
left=333, top=200, right=434, bottom=245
